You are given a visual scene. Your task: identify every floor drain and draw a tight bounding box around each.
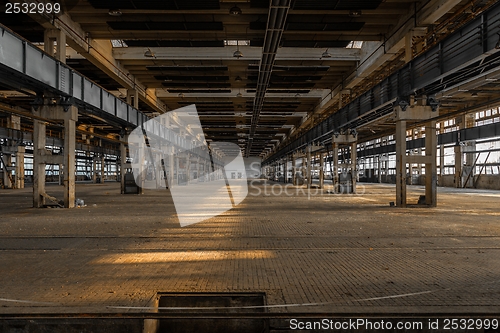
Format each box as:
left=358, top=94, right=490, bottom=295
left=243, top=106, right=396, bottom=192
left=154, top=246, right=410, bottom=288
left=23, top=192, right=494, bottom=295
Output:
left=146, top=292, right=268, bottom=333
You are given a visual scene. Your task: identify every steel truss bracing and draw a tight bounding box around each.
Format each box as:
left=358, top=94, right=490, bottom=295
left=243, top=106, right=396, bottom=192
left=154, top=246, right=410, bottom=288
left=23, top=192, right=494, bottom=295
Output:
left=264, top=1, right=500, bottom=165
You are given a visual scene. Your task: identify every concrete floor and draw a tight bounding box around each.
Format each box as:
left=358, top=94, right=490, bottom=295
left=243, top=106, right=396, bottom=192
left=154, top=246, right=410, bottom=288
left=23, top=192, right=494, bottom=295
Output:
left=1, top=180, right=500, bottom=315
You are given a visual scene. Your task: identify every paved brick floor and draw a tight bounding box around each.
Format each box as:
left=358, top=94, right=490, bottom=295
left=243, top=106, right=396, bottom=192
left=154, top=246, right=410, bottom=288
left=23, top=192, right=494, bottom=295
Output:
left=1, top=180, right=500, bottom=314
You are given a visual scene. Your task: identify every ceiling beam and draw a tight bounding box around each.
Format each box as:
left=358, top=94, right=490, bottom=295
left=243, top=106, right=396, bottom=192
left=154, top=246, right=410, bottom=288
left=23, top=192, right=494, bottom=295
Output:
left=113, top=46, right=360, bottom=62
left=28, top=12, right=167, bottom=114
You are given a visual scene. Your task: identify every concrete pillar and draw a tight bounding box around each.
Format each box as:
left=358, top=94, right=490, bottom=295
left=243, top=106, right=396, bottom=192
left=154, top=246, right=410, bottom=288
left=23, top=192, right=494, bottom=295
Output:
left=44, top=29, right=66, bottom=63
left=7, top=114, right=21, bottom=131
left=394, top=101, right=438, bottom=207
left=15, top=146, right=25, bottom=189
left=405, top=28, right=426, bottom=63
left=58, top=163, right=63, bottom=186
left=62, top=107, right=77, bottom=208
left=137, top=142, right=145, bottom=194
left=33, top=119, right=46, bottom=207
left=350, top=143, right=357, bottom=194
left=333, top=143, right=339, bottom=192
left=377, top=155, right=382, bottom=183
left=2, top=154, right=13, bottom=189
left=156, top=153, right=163, bottom=188
left=1, top=116, right=20, bottom=188
left=101, top=154, right=106, bottom=183
left=319, top=152, right=324, bottom=189
left=425, top=121, right=437, bottom=206
left=439, top=144, right=445, bottom=180
left=169, top=147, right=175, bottom=187
left=332, top=132, right=357, bottom=193
left=120, top=141, right=127, bottom=194
left=33, top=102, right=77, bottom=208
left=454, top=144, right=463, bottom=188
left=127, top=89, right=139, bottom=109
left=175, top=152, right=180, bottom=185
left=187, top=153, right=191, bottom=183
left=405, top=30, right=413, bottom=63
left=92, top=156, right=97, bottom=183
left=395, top=120, right=407, bottom=207
left=291, top=154, right=296, bottom=185
left=306, top=147, right=312, bottom=188
left=196, top=156, right=200, bottom=181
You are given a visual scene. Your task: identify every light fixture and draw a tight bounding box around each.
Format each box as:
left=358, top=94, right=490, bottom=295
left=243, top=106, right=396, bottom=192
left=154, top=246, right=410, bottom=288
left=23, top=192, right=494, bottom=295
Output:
left=229, top=5, right=242, bottom=16
left=236, top=92, right=243, bottom=98
left=178, top=93, right=185, bottom=98
left=496, top=33, right=500, bottom=49
left=144, top=49, right=155, bottom=58
left=349, top=10, right=362, bottom=17
left=295, top=93, right=301, bottom=98
left=233, top=50, right=243, bottom=58
left=471, top=92, right=478, bottom=97
left=235, top=76, right=242, bottom=81
left=108, top=8, right=122, bottom=16
left=233, top=40, right=243, bottom=58
left=321, top=49, right=331, bottom=58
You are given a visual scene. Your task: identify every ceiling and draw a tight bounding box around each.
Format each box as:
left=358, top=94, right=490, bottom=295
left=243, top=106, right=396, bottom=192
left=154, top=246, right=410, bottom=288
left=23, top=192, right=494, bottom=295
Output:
left=0, top=0, right=490, bottom=157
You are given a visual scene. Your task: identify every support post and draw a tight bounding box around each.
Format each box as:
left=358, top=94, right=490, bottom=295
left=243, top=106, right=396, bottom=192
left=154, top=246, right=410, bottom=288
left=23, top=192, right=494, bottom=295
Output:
left=120, top=141, right=127, bottom=194
left=33, top=119, right=46, bottom=207
left=395, top=120, right=407, bottom=207
left=15, top=146, right=25, bottom=189
left=377, top=155, right=382, bottom=184
left=62, top=106, right=77, bottom=208
left=92, top=156, right=97, bottom=183
left=306, top=147, right=311, bottom=188
left=454, top=145, right=463, bottom=188
left=333, top=143, right=339, bottom=192
left=439, top=143, right=445, bottom=184
left=137, top=141, right=145, bottom=194
left=101, top=154, right=106, bottom=183
left=32, top=102, right=77, bottom=208
left=126, top=89, right=139, bottom=109
left=44, top=28, right=66, bottom=63
left=350, top=143, right=357, bottom=194
left=169, top=147, right=175, bottom=187
left=332, top=132, right=357, bottom=193
left=319, top=152, right=324, bottom=189
left=394, top=99, right=438, bottom=207
left=425, top=121, right=437, bottom=206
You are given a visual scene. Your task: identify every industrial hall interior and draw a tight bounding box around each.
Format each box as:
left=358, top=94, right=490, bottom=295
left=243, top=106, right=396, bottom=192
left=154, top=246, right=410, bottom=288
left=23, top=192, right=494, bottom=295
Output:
left=1, top=0, right=500, bottom=331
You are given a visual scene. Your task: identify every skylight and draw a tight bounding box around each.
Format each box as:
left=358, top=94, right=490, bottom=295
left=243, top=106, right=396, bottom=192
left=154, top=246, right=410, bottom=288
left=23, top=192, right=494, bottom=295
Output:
left=346, top=41, right=363, bottom=48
